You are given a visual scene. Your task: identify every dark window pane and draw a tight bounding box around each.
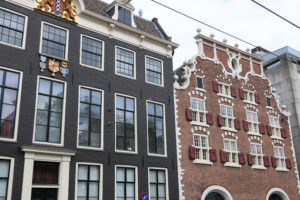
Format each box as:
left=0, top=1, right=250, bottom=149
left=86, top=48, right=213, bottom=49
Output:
left=197, top=77, right=203, bottom=89
left=33, top=162, right=59, bottom=184
left=52, top=82, right=64, bottom=97
left=39, top=79, right=51, bottom=95
left=3, top=88, right=17, bottom=105
left=37, top=95, right=49, bottom=110
left=146, top=57, right=162, bottom=85
left=36, top=110, right=48, bottom=125
left=81, top=36, right=102, bottom=69
left=116, top=47, right=134, bottom=77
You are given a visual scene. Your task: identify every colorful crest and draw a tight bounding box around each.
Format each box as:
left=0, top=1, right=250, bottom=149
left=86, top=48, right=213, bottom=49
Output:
left=48, top=59, right=60, bottom=73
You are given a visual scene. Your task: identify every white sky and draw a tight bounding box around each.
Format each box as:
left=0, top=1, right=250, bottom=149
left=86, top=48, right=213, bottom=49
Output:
left=102, top=0, right=300, bottom=68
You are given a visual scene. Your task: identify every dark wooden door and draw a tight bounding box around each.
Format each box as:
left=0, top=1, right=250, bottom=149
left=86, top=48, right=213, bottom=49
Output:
left=31, top=188, right=58, bottom=200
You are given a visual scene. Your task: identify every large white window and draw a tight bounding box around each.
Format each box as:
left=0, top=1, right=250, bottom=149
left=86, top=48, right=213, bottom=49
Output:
left=246, top=111, right=259, bottom=134
left=274, top=146, right=286, bottom=169
left=269, top=116, right=281, bottom=138
left=194, top=134, right=209, bottom=162
left=149, top=168, right=168, bottom=200
left=115, top=166, right=137, bottom=200
left=115, top=47, right=135, bottom=79
left=218, top=83, right=230, bottom=97
left=224, top=139, right=238, bottom=164
left=220, top=105, right=234, bottom=129
left=0, top=158, right=14, bottom=200
left=146, top=56, right=163, bottom=86
left=244, top=90, right=255, bottom=103
left=190, top=98, right=206, bottom=125
left=250, top=143, right=263, bottom=167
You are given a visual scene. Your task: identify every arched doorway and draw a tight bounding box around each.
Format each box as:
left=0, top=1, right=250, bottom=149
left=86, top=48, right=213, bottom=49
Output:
left=269, top=194, right=283, bottom=200
left=205, top=192, right=224, bottom=200
left=266, top=188, right=289, bottom=200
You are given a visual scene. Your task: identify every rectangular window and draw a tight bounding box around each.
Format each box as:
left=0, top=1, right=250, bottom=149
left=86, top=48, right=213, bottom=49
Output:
left=0, top=8, right=26, bottom=47
left=244, top=90, right=255, bottom=103
left=246, top=111, right=259, bottom=134
left=77, top=164, right=101, bottom=200
left=116, top=47, right=135, bottom=78
left=146, top=57, right=163, bottom=86
left=266, top=97, right=272, bottom=107
left=269, top=116, right=281, bottom=138
left=81, top=35, right=103, bottom=69
left=116, top=167, right=136, bottom=200
left=194, top=135, right=209, bottom=161
left=224, top=139, right=238, bottom=164
left=78, top=87, right=103, bottom=149
left=218, top=83, right=230, bottom=97
left=274, top=146, right=286, bottom=169
left=147, top=102, right=165, bottom=155
left=34, top=78, right=65, bottom=144
left=32, top=162, right=59, bottom=185
left=250, top=143, right=263, bottom=166
left=118, top=7, right=132, bottom=26
left=41, top=23, right=67, bottom=59
left=116, top=95, right=135, bottom=152
left=0, top=69, right=20, bottom=140
left=0, top=159, right=10, bottom=200
left=190, top=98, right=206, bottom=124
left=220, top=105, right=234, bottom=129
left=196, top=77, right=203, bottom=89
left=149, top=169, right=167, bottom=200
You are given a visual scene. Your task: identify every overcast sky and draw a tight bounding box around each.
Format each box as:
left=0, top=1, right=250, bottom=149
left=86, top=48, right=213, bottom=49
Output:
left=103, top=0, right=300, bottom=68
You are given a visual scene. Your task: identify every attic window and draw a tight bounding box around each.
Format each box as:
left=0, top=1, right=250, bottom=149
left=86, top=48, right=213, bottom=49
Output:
left=118, top=6, right=131, bottom=26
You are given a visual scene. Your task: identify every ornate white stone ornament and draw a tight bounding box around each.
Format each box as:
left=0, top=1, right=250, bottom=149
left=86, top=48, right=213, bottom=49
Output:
left=227, top=52, right=242, bottom=79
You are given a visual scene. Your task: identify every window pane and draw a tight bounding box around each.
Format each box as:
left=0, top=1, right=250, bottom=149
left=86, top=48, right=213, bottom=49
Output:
left=0, top=160, right=9, bottom=178
left=158, top=184, right=166, bottom=197
left=158, top=171, right=165, bottom=183
left=37, top=95, right=49, bottom=110
left=48, top=127, right=60, bottom=143
left=126, top=168, right=135, bottom=182
left=89, top=166, right=99, bottom=181
left=35, top=125, right=47, bottom=141
left=80, top=88, right=90, bottom=103
left=78, top=165, right=88, bottom=180
left=117, top=168, right=125, bottom=182
left=126, top=98, right=134, bottom=111
left=89, top=182, right=99, bottom=197
left=149, top=170, right=156, bottom=183
left=39, top=79, right=51, bottom=95
left=3, top=88, right=17, bottom=105
left=126, top=183, right=134, bottom=197
left=0, top=179, right=8, bottom=197
left=148, top=103, right=154, bottom=115
left=77, top=182, right=87, bottom=197
left=150, top=184, right=157, bottom=198
left=117, top=183, right=124, bottom=197
left=116, top=96, right=124, bottom=109
left=52, top=82, right=64, bottom=97
left=36, top=110, right=48, bottom=125
left=91, top=91, right=101, bottom=105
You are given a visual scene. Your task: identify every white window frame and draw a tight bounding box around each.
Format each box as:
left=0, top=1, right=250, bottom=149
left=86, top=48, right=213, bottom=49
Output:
left=223, top=139, right=241, bottom=168
left=195, top=75, right=205, bottom=92
left=193, top=134, right=212, bottom=165
left=220, top=104, right=236, bottom=132
left=243, top=90, right=256, bottom=105
left=266, top=96, right=273, bottom=109
left=274, top=146, right=287, bottom=171
left=115, top=46, right=136, bottom=80
left=0, top=66, right=22, bottom=143
left=39, top=21, right=69, bottom=61
left=75, top=162, right=103, bottom=200
left=114, top=93, right=137, bottom=154
left=148, top=167, right=169, bottom=200
left=217, top=82, right=232, bottom=98
left=250, top=143, right=266, bottom=170
left=145, top=55, right=164, bottom=87
left=79, top=34, right=105, bottom=71
left=114, top=165, right=138, bottom=200
left=32, top=76, right=67, bottom=147
left=190, top=97, right=208, bottom=127
left=146, top=100, right=167, bottom=157
left=269, top=115, right=282, bottom=139
left=246, top=110, right=260, bottom=136
left=0, top=156, right=15, bottom=200
left=77, top=85, right=104, bottom=151
left=0, top=7, right=28, bottom=50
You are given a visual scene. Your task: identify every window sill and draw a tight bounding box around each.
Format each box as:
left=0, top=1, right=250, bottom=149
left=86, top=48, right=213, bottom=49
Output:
left=0, top=138, right=17, bottom=143
left=0, top=40, right=25, bottom=50
left=266, top=106, right=274, bottom=110
left=115, top=72, right=136, bottom=80
left=271, top=136, right=284, bottom=140
left=80, top=63, right=104, bottom=72
left=77, top=146, right=103, bottom=151
left=276, top=167, right=289, bottom=172
left=146, top=80, right=164, bottom=88
left=217, top=94, right=233, bottom=99
left=33, top=141, right=63, bottom=147
left=32, top=185, right=59, bottom=188
left=195, top=88, right=206, bottom=93
left=224, top=163, right=241, bottom=168
left=190, top=121, right=209, bottom=127
left=248, top=132, right=261, bottom=137
left=39, top=52, right=68, bottom=62
left=221, top=127, right=237, bottom=132
left=193, top=160, right=213, bottom=165
left=243, top=100, right=257, bottom=106
left=252, top=165, right=266, bottom=170
left=148, top=153, right=167, bottom=158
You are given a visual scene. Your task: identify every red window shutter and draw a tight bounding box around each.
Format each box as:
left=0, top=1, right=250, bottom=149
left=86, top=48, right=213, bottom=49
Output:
left=189, top=146, right=196, bottom=160
left=238, top=153, right=246, bottom=165
left=217, top=115, right=223, bottom=127
left=206, top=113, right=213, bottom=125
left=209, top=149, right=217, bottom=162
left=186, top=108, right=193, bottom=121
left=212, top=81, right=219, bottom=93
left=231, top=87, right=237, bottom=97
left=259, top=123, right=265, bottom=134
left=243, top=120, right=249, bottom=131
left=220, top=150, right=227, bottom=163
left=271, top=156, right=277, bottom=168
left=281, top=128, right=287, bottom=138
left=247, top=153, right=254, bottom=166
left=286, top=158, right=292, bottom=169
left=234, top=119, right=241, bottom=130
left=255, top=93, right=260, bottom=104
left=266, top=125, right=272, bottom=136
left=263, top=155, right=270, bottom=167
left=239, top=89, right=245, bottom=100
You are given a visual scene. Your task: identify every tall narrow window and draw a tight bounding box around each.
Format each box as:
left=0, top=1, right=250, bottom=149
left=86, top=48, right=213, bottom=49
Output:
left=218, top=83, right=230, bottom=97
left=220, top=105, right=234, bottom=129
left=77, top=164, right=100, bottom=200
left=0, top=70, right=20, bottom=139
left=266, top=97, right=272, bottom=107
left=190, top=98, right=206, bottom=124
left=224, top=139, right=238, bottom=164
left=269, top=116, right=281, bottom=138
left=0, top=159, right=10, bottom=200
left=116, top=167, right=136, bottom=200
left=146, top=57, right=163, bottom=86
left=246, top=111, right=259, bottom=134
left=148, top=102, right=165, bottom=155
left=116, top=95, right=135, bottom=152
left=196, top=77, right=203, bottom=89
left=116, top=47, right=135, bottom=78
left=149, top=169, right=167, bottom=200
left=250, top=143, right=263, bottom=167
left=35, top=78, right=64, bottom=144
left=118, top=7, right=132, bottom=26
left=41, top=23, right=67, bottom=59
left=79, top=87, right=102, bottom=148
left=0, top=8, right=25, bottom=47
left=274, top=146, right=286, bottom=169
left=194, top=135, right=209, bottom=162
left=244, top=90, right=255, bottom=103
left=81, top=36, right=103, bottom=69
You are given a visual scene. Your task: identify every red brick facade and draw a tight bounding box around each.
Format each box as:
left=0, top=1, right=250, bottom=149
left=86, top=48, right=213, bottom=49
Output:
left=174, top=34, right=300, bottom=200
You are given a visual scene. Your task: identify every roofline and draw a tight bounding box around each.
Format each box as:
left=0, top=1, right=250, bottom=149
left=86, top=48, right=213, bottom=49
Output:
left=152, top=17, right=170, bottom=41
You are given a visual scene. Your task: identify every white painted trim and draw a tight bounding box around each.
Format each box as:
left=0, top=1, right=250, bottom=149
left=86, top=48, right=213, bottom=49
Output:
left=79, top=34, right=105, bottom=71
left=115, top=165, right=138, bottom=200
left=146, top=100, right=167, bottom=157
left=115, top=46, right=136, bottom=80
left=32, top=76, right=67, bottom=147
left=0, top=6, right=28, bottom=50
left=0, top=156, right=14, bottom=200
left=145, top=55, right=164, bottom=87
left=77, top=85, right=104, bottom=151
left=195, top=75, right=205, bottom=90
left=75, top=162, right=103, bottom=200
left=148, top=167, right=169, bottom=200
left=201, top=185, right=233, bottom=200
left=114, top=93, right=138, bottom=154
left=39, top=21, right=69, bottom=61
left=266, top=188, right=290, bottom=200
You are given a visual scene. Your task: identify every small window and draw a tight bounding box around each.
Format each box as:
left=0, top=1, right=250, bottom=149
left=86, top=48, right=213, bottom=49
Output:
left=266, top=97, right=272, bottom=107
left=224, top=139, right=238, bottom=164
left=116, top=47, right=135, bottom=78
left=218, top=83, right=230, bottom=97
left=0, top=159, right=10, bottom=199
left=116, top=167, right=136, bottom=200
left=244, top=90, right=255, bottom=103
left=196, top=77, right=203, bottom=89
left=118, top=7, right=131, bottom=26
left=0, top=8, right=26, bottom=47
left=274, top=146, right=286, bottom=169
left=32, top=162, right=59, bottom=185
left=250, top=143, right=263, bottom=167
left=81, top=36, right=103, bottom=69
left=190, top=98, right=206, bottom=124
left=269, top=116, right=281, bottom=138
left=41, top=23, right=67, bottom=59
left=146, top=57, right=163, bottom=86
left=149, top=169, right=167, bottom=200
left=220, top=105, right=234, bottom=129
left=194, top=135, right=209, bottom=161
left=246, top=111, right=259, bottom=134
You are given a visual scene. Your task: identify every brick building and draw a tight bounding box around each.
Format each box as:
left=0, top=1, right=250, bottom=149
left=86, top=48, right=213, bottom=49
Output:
left=174, top=30, right=300, bottom=200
